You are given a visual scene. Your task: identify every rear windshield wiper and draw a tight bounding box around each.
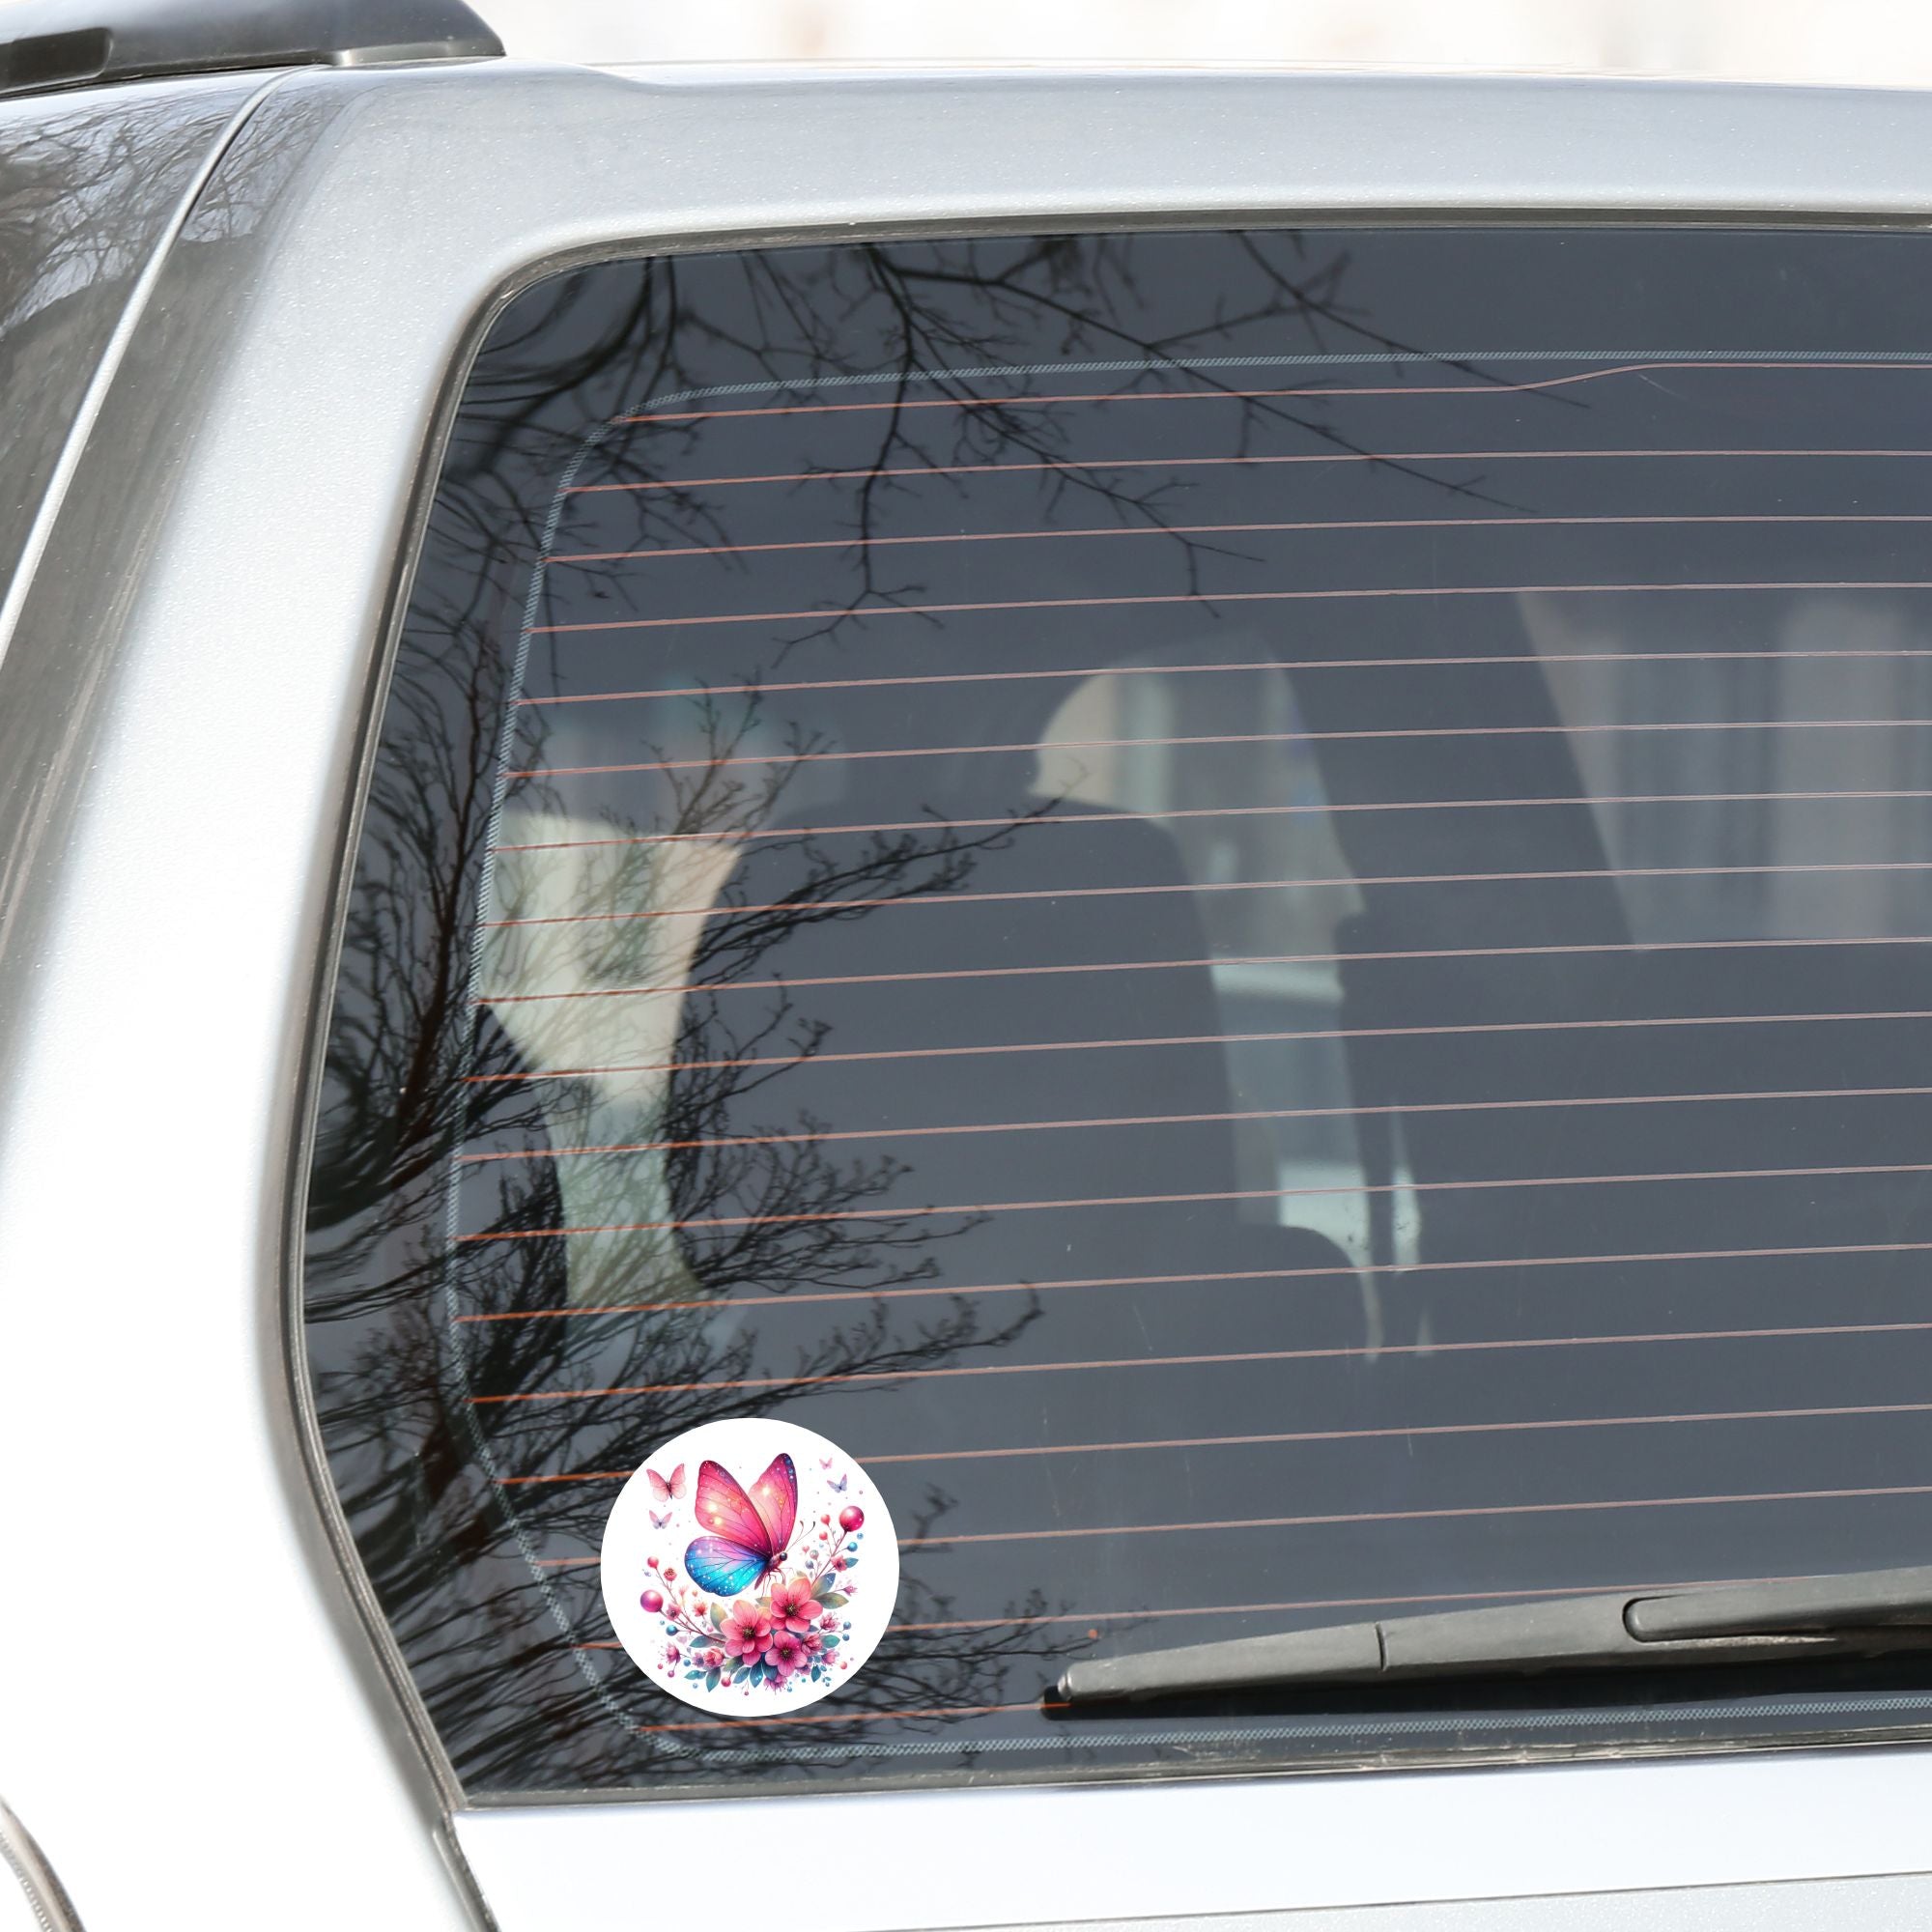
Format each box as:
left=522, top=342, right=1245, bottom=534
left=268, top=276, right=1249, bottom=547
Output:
left=1057, top=1566, right=1932, bottom=1705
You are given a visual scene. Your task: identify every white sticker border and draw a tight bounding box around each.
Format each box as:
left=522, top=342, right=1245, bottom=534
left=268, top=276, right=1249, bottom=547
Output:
left=599, top=1415, right=899, bottom=1717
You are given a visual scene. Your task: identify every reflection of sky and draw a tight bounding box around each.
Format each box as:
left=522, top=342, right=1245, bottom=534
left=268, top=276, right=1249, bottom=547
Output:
left=486, top=0, right=1932, bottom=86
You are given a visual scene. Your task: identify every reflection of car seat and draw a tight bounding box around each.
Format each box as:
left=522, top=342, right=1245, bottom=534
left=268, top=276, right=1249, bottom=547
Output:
left=1344, top=927, right=1932, bottom=1306
left=1300, top=605, right=1932, bottom=1346
left=1292, top=603, right=1631, bottom=1346
left=668, top=785, right=1359, bottom=1356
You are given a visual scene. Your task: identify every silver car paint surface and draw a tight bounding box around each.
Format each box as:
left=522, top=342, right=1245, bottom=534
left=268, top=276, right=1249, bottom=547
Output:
left=8, top=56, right=1932, bottom=1929
left=0, top=72, right=262, bottom=632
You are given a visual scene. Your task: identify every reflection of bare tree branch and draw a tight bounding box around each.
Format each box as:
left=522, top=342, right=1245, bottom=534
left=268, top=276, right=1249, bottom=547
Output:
left=0, top=89, right=266, bottom=595
left=2, top=97, right=204, bottom=333
left=383, top=232, right=1557, bottom=729
left=309, top=569, right=1064, bottom=1788
left=660, top=240, right=1534, bottom=656
left=305, top=231, right=1428, bottom=1792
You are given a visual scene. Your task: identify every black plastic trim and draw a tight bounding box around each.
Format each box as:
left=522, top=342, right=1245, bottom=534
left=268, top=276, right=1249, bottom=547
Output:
left=0, top=0, right=502, bottom=99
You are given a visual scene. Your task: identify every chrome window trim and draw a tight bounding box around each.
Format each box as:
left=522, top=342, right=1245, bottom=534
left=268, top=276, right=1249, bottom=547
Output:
left=0, top=1797, right=84, bottom=1932
left=11, top=58, right=1932, bottom=1929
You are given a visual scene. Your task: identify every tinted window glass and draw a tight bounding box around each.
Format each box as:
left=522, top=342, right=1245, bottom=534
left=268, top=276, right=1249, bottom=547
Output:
left=306, top=228, right=1932, bottom=1797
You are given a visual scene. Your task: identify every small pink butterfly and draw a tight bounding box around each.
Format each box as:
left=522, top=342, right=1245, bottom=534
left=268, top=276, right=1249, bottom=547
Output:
left=647, top=1463, right=687, bottom=1506
left=649, top=1509, right=672, bottom=1530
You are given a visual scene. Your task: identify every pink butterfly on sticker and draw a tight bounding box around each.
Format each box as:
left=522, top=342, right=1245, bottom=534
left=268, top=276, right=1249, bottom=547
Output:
left=685, top=1455, right=798, bottom=1597
left=647, top=1463, right=687, bottom=1506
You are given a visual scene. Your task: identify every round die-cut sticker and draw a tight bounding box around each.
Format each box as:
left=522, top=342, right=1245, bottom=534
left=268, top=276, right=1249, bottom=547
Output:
left=600, top=1417, right=897, bottom=1715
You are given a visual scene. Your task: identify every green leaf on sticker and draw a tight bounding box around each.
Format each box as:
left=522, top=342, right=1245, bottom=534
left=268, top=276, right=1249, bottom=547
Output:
left=819, top=1592, right=848, bottom=1609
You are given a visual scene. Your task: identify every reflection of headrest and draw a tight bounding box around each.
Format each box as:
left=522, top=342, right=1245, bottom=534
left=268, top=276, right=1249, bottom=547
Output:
left=675, top=797, right=1240, bottom=1252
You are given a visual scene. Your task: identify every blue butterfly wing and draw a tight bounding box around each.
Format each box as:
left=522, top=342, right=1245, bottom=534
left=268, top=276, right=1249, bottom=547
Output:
left=685, top=1535, right=767, bottom=1598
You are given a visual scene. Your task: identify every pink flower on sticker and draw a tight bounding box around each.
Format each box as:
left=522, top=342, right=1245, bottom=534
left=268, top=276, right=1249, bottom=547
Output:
left=819, top=1611, right=839, bottom=1633
left=768, top=1575, right=817, bottom=1634
left=768, top=1631, right=809, bottom=1678
left=724, top=1602, right=774, bottom=1662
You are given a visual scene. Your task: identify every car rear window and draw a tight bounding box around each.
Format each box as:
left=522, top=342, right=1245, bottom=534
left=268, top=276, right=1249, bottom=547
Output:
left=304, top=226, right=1932, bottom=1799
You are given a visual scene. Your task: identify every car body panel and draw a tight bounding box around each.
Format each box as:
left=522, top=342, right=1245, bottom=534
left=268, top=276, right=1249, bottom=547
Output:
left=460, top=1750, right=1932, bottom=1925
left=0, top=71, right=263, bottom=640
left=11, top=56, right=1932, bottom=1929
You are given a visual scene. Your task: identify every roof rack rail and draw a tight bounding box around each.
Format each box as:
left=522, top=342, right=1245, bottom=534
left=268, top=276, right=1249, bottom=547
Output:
left=0, top=0, right=503, bottom=100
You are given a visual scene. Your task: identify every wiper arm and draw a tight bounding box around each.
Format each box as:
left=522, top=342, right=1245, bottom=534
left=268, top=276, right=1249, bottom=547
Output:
left=1057, top=1565, right=1932, bottom=1705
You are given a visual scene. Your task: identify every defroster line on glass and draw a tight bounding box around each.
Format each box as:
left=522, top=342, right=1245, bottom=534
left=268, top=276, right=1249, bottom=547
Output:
left=456, top=1083, right=1932, bottom=1166
left=549, top=511, right=1932, bottom=567
left=878, top=1576, right=1806, bottom=1634
left=894, top=1480, right=1932, bottom=1551
left=519, top=652, right=1932, bottom=708
left=561, top=1573, right=1808, bottom=1639
left=528, top=579, right=1932, bottom=638
left=475, top=934, right=1932, bottom=1008
left=451, top=1238, right=1932, bottom=1322
left=611, top=360, right=1932, bottom=426
left=461, top=1006, right=1932, bottom=1085
left=509, top=718, right=1932, bottom=785
left=495, top=1398, right=1932, bottom=1485
left=609, top=350, right=1932, bottom=419
left=478, top=858, right=1932, bottom=929
left=492, top=791, right=1932, bottom=853
left=453, top=1156, right=1932, bottom=1243
left=565, top=1576, right=1823, bottom=1640
left=563, top=447, right=1932, bottom=497
left=466, top=1317, right=1932, bottom=1406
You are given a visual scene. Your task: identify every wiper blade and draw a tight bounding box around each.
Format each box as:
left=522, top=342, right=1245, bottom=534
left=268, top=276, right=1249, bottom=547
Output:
left=1057, top=1565, right=1932, bottom=1705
